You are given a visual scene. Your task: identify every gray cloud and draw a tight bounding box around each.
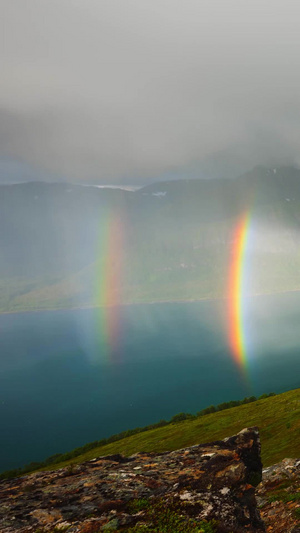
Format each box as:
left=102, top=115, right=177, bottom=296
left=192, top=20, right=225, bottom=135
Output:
left=1, top=0, right=300, bottom=183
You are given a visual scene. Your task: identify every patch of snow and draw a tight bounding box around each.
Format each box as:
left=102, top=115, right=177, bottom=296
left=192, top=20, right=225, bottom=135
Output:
left=273, top=168, right=277, bottom=174
left=286, top=198, right=291, bottom=202
left=152, top=191, right=167, bottom=198
left=80, top=184, right=138, bottom=191
left=93, top=185, right=138, bottom=191
left=34, top=195, right=39, bottom=200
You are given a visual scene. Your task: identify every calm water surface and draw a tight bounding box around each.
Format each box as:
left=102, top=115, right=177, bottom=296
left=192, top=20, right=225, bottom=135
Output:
left=1, top=294, right=300, bottom=471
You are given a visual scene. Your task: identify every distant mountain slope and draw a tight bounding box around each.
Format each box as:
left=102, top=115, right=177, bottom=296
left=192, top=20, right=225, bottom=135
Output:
left=2, top=167, right=300, bottom=312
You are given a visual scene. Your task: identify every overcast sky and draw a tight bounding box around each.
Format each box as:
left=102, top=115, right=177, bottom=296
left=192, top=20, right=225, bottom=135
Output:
left=1, top=0, right=300, bottom=184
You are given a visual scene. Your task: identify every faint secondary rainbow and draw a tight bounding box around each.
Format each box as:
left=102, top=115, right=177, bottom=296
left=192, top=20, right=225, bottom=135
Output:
left=96, top=211, right=124, bottom=362
left=228, top=212, right=251, bottom=372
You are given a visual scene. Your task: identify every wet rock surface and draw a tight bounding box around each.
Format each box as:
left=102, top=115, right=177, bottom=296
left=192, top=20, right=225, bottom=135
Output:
left=0, top=427, right=264, bottom=532
left=257, top=458, right=300, bottom=533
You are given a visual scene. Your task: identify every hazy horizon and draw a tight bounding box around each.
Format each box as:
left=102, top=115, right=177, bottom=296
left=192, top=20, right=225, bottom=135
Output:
left=2, top=162, right=300, bottom=188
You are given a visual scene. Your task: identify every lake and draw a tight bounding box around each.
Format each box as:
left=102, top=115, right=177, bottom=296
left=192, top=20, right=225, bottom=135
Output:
left=1, top=293, right=300, bottom=471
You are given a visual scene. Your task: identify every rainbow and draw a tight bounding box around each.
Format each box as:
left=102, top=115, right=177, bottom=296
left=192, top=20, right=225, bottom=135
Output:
left=96, top=211, right=124, bottom=362
left=228, top=212, right=251, bottom=372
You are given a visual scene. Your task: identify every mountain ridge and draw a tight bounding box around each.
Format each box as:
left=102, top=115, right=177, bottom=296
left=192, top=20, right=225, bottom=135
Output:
left=2, top=166, right=300, bottom=312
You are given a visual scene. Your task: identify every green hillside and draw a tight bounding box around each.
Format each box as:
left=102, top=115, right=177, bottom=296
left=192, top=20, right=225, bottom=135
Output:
left=4, top=388, right=300, bottom=478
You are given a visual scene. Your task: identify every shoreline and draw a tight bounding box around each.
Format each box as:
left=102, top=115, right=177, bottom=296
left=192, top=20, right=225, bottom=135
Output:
left=2, top=286, right=300, bottom=316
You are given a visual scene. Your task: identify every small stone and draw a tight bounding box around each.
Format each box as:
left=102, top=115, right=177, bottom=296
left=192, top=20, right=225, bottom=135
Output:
left=101, top=517, right=119, bottom=530
left=220, top=487, right=230, bottom=495
left=55, top=522, right=71, bottom=530
left=179, top=491, right=193, bottom=500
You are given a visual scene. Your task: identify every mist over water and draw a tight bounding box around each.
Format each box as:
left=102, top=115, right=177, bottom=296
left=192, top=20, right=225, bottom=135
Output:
left=1, top=294, right=300, bottom=472
left=245, top=292, right=300, bottom=387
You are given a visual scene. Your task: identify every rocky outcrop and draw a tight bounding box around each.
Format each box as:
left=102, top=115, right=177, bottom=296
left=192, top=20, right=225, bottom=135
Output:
left=0, top=427, right=264, bottom=532
left=257, top=458, right=300, bottom=533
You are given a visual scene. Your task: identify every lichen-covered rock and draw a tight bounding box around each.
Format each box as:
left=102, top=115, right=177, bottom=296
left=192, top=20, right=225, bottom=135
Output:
left=0, top=427, right=264, bottom=532
left=257, top=458, right=300, bottom=533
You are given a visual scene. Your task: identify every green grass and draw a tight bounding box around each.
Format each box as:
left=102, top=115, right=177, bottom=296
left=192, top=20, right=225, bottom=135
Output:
left=120, top=499, right=218, bottom=532
left=268, top=491, right=300, bottom=504
left=2, top=388, right=300, bottom=480
left=23, top=388, right=300, bottom=474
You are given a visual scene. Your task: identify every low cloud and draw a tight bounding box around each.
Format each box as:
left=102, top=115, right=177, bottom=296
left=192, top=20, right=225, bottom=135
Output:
left=1, top=0, right=300, bottom=183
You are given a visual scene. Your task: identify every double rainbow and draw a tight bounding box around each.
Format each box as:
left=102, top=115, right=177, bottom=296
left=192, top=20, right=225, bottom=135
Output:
left=94, top=207, right=252, bottom=370
left=228, top=213, right=251, bottom=372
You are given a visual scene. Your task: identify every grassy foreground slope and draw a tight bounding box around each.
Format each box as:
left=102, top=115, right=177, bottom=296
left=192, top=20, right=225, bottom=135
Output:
left=36, top=388, right=300, bottom=472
